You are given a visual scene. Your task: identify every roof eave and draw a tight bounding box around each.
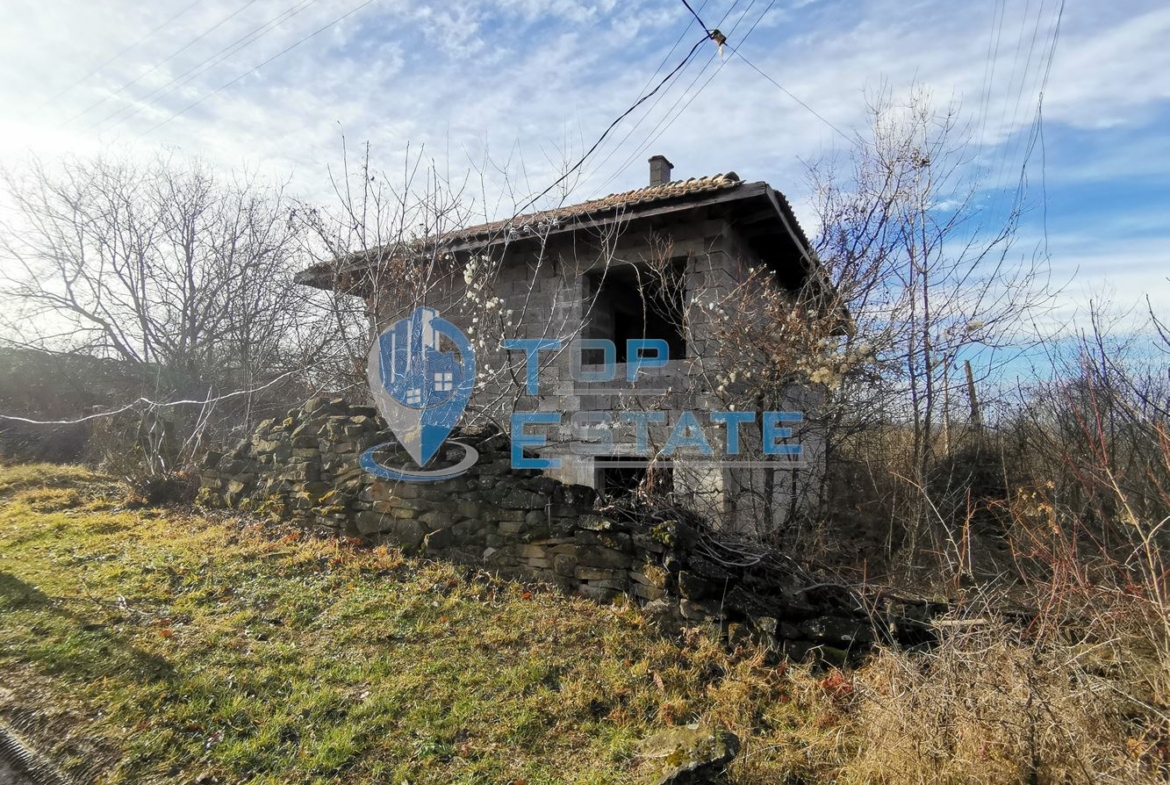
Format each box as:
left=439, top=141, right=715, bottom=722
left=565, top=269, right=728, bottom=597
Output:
left=441, top=181, right=768, bottom=254
left=296, top=182, right=768, bottom=291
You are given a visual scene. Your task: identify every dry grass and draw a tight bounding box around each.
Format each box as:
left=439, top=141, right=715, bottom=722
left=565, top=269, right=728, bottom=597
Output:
left=0, top=464, right=845, bottom=785
left=843, top=622, right=1166, bottom=785
left=1, top=463, right=1165, bottom=784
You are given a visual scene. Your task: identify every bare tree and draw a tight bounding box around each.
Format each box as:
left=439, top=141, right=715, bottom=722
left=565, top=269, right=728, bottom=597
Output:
left=0, top=153, right=333, bottom=455
left=293, top=140, right=616, bottom=438
left=802, top=85, right=1054, bottom=563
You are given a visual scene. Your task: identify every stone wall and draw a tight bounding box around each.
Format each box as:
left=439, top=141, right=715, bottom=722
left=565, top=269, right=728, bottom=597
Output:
left=198, top=397, right=939, bottom=660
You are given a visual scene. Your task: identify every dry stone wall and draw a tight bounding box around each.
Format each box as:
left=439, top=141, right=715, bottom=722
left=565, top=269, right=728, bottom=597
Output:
left=197, top=397, right=668, bottom=602
left=198, top=397, right=938, bottom=660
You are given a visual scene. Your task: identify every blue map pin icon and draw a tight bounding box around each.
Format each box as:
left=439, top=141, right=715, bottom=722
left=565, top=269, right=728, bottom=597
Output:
left=366, top=306, right=476, bottom=468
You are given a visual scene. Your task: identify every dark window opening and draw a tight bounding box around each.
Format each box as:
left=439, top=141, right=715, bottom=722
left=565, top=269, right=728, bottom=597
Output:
left=598, top=460, right=674, bottom=499
left=586, top=261, right=687, bottom=363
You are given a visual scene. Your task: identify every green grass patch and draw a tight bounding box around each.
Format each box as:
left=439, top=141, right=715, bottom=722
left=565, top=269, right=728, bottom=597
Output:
left=0, top=465, right=838, bottom=784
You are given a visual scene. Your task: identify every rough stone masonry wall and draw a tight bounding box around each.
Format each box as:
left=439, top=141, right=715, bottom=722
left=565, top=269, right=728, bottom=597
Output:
left=196, top=397, right=676, bottom=602
left=198, top=397, right=940, bottom=660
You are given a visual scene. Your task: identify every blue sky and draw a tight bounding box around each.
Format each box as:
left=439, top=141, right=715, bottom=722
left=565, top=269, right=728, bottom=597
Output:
left=1, top=0, right=1167, bottom=331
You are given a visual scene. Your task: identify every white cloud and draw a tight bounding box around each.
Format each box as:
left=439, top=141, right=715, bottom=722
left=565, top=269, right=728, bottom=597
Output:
left=0, top=0, right=1168, bottom=320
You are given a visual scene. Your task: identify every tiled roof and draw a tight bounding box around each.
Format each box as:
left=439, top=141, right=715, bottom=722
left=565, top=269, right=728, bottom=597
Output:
left=443, top=172, right=745, bottom=243
left=295, top=170, right=816, bottom=288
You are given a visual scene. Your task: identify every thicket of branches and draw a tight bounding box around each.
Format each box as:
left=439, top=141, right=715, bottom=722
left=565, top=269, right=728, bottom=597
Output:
left=0, top=155, right=348, bottom=467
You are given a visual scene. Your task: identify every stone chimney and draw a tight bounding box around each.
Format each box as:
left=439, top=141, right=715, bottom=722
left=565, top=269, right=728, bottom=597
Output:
left=648, top=155, right=674, bottom=186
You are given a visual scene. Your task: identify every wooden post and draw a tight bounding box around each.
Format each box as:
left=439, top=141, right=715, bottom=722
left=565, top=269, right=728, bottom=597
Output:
left=942, top=364, right=951, bottom=454
left=965, top=359, right=982, bottom=433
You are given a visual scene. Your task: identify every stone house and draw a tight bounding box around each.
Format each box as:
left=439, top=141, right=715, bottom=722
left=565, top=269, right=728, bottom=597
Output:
left=298, top=156, right=839, bottom=533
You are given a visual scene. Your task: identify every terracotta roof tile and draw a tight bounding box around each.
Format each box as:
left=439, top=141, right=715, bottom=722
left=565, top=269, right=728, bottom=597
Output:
left=444, top=171, right=744, bottom=242
left=295, top=171, right=807, bottom=288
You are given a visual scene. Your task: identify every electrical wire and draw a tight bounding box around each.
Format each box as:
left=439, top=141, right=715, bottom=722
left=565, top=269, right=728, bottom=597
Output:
left=624, top=0, right=772, bottom=161
left=135, top=0, right=380, bottom=138
left=578, top=0, right=740, bottom=196
left=590, top=0, right=752, bottom=195
left=976, top=0, right=1061, bottom=231
left=1001, top=1, right=1052, bottom=202
left=680, top=0, right=713, bottom=35
left=68, top=0, right=262, bottom=124
left=725, top=43, right=855, bottom=147
left=596, top=0, right=826, bottom=197
left=508, top=35, right=712, bottom=218
left=579, top=0, right=713, bottom=186
left=90, top=0, right=325, bottom=133
left=987, top=0, right=1040, bottom=195
left=1011, top=0, right=1065, bottom=238
left=993, top=0, right=1046, bottom=199
left=37, top=0, right=204, bottom=110
left=976, top=0, right=1006, bottom=154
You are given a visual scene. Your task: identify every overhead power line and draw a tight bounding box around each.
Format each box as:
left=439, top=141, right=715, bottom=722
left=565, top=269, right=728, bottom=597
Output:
left=598, top=0, right=761, bottom=190
left=976, top=0, right=1007, bottom=152
left=0, top=365, right=312, bottom=426
left=597, top=0, right=814, bottom=196
left=69, top=0, right=263, bottom=124
left=91, top=0, right=326, bottom=133
left=593, top=0, right=858, bottom=198
left=136, top=0, right=382, bottom=138
left=991, top=0, right=1046, bottom=198
left=684, top=0, right=858, bottom=148
left=680, top=0, right=713, bottom=35
left=580, top=0, right=718, bottom=188
left=725, top=44, right=856, bottom=147
left=39, top=0, right=205, bottom=109
left=1014, top=0, right=1065, bottom=256
left=586, top=0, right=751, bottom=196
left=509, top=35, right=712, bottom=218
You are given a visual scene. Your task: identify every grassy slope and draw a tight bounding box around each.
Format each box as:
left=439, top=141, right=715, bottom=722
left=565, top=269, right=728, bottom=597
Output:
left=0, top=465, right=842, bottom=785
